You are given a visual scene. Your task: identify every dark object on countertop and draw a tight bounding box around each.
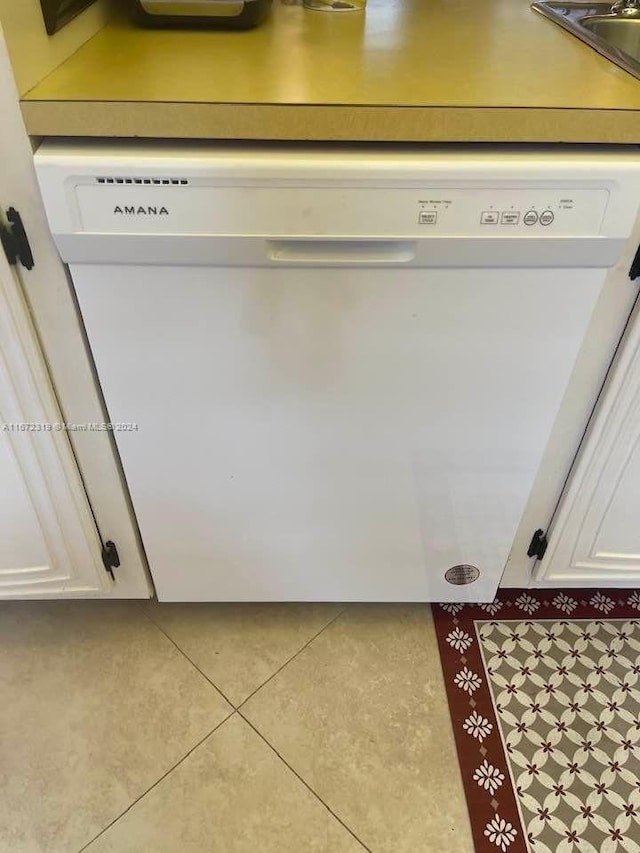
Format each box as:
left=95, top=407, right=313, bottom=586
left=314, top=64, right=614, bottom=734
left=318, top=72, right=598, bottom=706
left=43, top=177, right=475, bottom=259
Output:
left=132, top=0, right=273, bottom=29
left=40, top=0, right=97, bottom=35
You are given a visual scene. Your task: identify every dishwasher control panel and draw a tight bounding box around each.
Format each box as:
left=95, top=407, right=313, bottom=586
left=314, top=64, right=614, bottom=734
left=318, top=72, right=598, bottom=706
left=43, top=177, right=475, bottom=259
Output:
left=415, top=189, right=608, bottom=234
left=69, top=182, right=611, bottom=238
left=35, top=144, right=640, bottom=269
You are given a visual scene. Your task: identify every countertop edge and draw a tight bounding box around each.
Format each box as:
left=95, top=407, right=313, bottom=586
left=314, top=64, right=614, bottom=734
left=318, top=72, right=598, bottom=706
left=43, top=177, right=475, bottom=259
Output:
left=20, top=101, right=640, bottom=143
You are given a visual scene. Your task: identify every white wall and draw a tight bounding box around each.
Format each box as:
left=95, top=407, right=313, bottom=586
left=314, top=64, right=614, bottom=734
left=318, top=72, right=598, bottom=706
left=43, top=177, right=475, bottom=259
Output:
left=0, top=0, right=112, bottom=95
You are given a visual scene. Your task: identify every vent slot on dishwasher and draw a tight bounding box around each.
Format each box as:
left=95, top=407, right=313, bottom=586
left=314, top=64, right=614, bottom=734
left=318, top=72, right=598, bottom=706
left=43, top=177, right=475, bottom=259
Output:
left=95, top=177, right=190, bottom=186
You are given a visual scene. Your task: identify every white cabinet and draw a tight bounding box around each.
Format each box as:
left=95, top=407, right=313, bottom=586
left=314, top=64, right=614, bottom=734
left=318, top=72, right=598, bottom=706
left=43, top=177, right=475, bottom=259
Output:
left=0, top=429, right=54, bottom=579
left=536, top=298, right=640, bottom=586
left=0, top=248, right=110, bottom=596
left=0, top=24, right=151, bottom=598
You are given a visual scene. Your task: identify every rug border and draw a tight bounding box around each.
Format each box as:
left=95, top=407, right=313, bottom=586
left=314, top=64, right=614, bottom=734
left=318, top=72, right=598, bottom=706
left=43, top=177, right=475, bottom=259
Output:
left=432, top=587, right=640, bottom=853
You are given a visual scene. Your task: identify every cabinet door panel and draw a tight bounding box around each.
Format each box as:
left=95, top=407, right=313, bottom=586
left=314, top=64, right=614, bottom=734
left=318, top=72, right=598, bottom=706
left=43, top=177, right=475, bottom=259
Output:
left=0, top=431, right=49, bottom=573
left=0, top=249, right=110, bottom=597
left=0, top=24, right=151, bottom=598
left=592, top=439, right=640, bottom=562
left=536, top=300, right=640, bottom=585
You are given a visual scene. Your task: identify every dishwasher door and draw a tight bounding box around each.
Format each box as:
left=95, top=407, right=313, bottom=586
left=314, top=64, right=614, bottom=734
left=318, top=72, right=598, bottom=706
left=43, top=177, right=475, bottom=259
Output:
left=67, top=259, right=607, bottom=602
left=35, top=142, right=640, bottom=602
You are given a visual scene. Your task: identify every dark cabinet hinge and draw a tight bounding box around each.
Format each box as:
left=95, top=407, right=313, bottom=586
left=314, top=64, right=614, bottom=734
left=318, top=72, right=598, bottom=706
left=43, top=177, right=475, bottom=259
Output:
left=1, top=207, right=34, bottom=270
left=527, top=528, right=548, bottom=561
left=101, top=540, right=120, bottom=580
left=630, top=243, right=640, bottom=281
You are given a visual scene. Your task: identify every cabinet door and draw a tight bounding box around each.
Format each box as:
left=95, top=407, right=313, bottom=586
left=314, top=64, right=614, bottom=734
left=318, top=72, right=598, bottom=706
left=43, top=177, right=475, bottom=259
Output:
left=0, top=23, right=151, bottom=598
left=536, top=298, right=640, bottom=586
left=0, top=243, right=111, bottom=596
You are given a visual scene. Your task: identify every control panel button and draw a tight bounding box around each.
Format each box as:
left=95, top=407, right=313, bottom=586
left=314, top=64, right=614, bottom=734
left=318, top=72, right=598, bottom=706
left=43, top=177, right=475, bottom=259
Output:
left=539, top=210, right=554, bottom=226
left=501, top=211, right=520, bottom=225
left=523, top=210, right=539, bottom=226
left=419, top=210, right=438, bottom=225
left=480, top=211, right=499, bottom=225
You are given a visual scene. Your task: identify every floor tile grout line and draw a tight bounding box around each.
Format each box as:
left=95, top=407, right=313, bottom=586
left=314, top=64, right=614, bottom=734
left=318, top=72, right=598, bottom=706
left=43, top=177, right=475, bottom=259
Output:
left=80, top=606, right=357, bottom=850
left=77, top=712, right=236, bottom=852
left=139, top=605, right=237, bottom=708
left=238, top=710, right=373, bottom=853
left=237, top=606, right=349, bottom=710
left=142, top=603, right=349, bottom=711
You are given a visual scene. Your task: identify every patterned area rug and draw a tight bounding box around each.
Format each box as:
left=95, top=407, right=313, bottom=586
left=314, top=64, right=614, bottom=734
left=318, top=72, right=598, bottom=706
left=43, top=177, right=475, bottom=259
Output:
left=433, top=589, right=640, bottom=853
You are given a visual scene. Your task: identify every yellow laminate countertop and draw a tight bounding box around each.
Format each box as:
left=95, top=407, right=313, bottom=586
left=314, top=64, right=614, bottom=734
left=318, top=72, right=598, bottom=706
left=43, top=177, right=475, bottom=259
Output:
left=21, top=0, right=640, bottom=142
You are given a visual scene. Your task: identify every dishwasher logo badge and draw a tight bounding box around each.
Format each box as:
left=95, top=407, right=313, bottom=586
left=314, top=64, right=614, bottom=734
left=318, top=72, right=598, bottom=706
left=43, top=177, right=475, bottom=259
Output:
left=113, top=205, right=169, bottom=216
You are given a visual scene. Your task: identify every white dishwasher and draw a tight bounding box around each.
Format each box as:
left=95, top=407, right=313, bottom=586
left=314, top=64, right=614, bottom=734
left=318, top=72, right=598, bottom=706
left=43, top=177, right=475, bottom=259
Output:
left=35, top=143, right=640, bottom=602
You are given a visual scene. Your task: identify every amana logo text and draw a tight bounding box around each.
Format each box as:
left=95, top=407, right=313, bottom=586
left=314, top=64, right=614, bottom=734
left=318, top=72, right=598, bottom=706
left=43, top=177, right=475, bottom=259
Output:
left=113, top=205, right=169, bottom=215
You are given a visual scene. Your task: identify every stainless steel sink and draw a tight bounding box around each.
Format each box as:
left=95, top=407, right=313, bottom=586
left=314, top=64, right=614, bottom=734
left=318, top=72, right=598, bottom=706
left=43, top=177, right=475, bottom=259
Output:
left=531, top=1, right=640, bottom=79
left=581, top=15, right=640, bottom=56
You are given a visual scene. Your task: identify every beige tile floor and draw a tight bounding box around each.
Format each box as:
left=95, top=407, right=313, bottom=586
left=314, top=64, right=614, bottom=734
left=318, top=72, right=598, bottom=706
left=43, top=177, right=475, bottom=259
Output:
left=0, top=601, right=473, bottom=853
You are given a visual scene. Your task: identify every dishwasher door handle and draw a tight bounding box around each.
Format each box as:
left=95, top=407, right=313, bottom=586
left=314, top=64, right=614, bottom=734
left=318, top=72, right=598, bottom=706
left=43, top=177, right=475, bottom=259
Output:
left=266, top=239, right=417, bottom=265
